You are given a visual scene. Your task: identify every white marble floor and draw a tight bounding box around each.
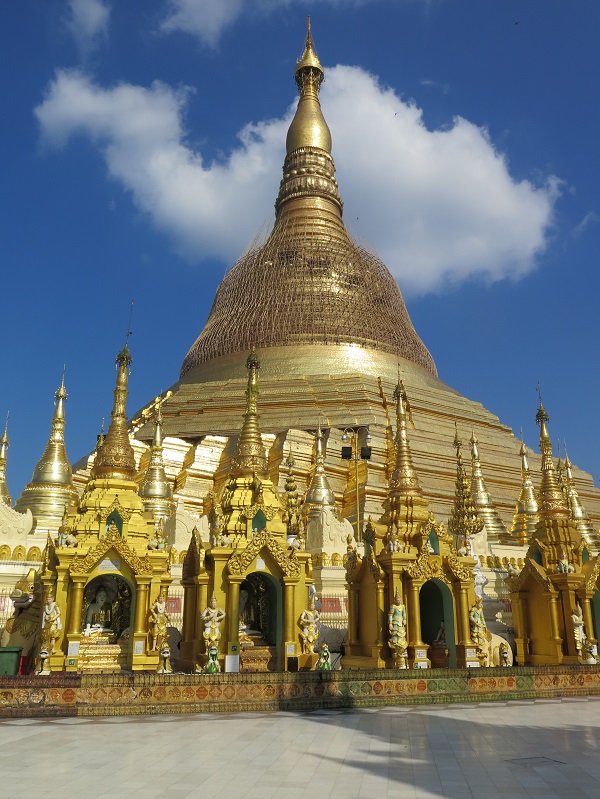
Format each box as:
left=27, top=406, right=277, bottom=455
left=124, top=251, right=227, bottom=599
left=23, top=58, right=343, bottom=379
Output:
left=2, top=698, right=600, bottom=799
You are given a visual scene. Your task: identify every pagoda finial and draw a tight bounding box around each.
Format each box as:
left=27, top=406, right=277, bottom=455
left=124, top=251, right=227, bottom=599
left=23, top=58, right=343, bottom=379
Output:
left=0, top=413, right=11, bottom=505
left=233, top=350, right=267, bottom=474
left=389, top=378, right=422, bottom=496
left=469, top=431, right=508, bottom=544
left=535, top=396, right=569, bottom=520
left=285, top=19, right=331, bottom=157
left=448, top=425, right=483, bottom=546
left=563, top=446, right=598, bottom=547
left=305, top=424, right=335, bottom=508
left=14, top=373, right=78, bottom=522
left=91, top=343, right=136, bottom=480
left=510, top=440, right=539, bottom=545
left=139, top=407, right=174, bottom=521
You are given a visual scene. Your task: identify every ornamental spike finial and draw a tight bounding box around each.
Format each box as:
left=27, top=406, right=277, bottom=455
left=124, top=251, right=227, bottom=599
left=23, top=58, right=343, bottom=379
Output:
left=139, top=407, right=174, bottom=521
left=534, top=396, right=569, bottom=521
left=14, top=373, right=78, bottom=521
left=389, top=379, right=421, bottom=496
left=90, top=342, right=136, bottom=480
left=448, top=425, right=483, bottom=545
left=305, top=424, right=335, bottom=508
left=510, top=440, right=539, bottom=545
left=469, top=430, right=508, bottom=544
left=233, top=349, right=267, bottom=474
left=0, top=412, right=11, bottom=505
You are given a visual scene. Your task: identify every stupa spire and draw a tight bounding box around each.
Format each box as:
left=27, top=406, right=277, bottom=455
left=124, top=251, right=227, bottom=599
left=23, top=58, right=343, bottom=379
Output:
left=233, top=350, right=267, bottom=475
left=510, top=439, right=539, bottom=545
left=180, top=21, right=436, bottom=377
left=91, top=343, right=136, bottom=480
left=139, top=408, right=174, bottom=521
left=448, top=426, right=483, bottom=548
left=305, top=425, right=335, bottom=508
left=0, top=414, right=11, bottom=506
left=389, top=378, right=422, bottom=496
left=563, top=448, right=598, bottom=548
left=469, top=432, right=508, bottom=544
left=15, top=372, right=78, bottom=524
left=535, top=398, right=569, bottom=520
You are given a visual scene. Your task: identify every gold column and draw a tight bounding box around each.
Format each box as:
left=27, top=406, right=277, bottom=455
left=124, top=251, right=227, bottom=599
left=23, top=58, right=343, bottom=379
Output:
left=134, top=582, right=150, bottom=635
left=284, top=580, right=296, bottom=643
left=408, top=581, right=424, bottom=646
left=581, top=594, right=596, bottom=643
left=376, top=582, right=385, bottom=645
left=197, top=579, right=209, bottom=639
left=549, top=593, right=561, bottom=644
left=457, top=584, right=471, bottom=644
left=354, top=432, right=361, bottom=542
left=227, top=579, right=241, bottom=651
left=67, top=578, right=86, bottom=635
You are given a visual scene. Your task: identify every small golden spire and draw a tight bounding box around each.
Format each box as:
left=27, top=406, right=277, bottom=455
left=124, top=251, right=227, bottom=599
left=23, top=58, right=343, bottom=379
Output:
left=91, top=343, right=137, bottom=480
left=139, top=408, right=174, bottom=521
left=15, top=373, right=78, bottom=524
left=535, top=397, right=569, bottom=520
left=233, top=350, right=267, bottom=474
left=285, top=18, right=332, bottom=156
left=469, top=431, right=508, bottom=544
left=283, top=447, right=301, bottom=535
left=389, top=379, right=422, bottom=496
left=563, top=448, right=598, bottom=547
left=510, top=439, right=539, bottom=545
left=0, top=413, right=11, bottom=506
left=448, top=425, right=483, bottom=546
left=305, top=424, right=335, bottom=508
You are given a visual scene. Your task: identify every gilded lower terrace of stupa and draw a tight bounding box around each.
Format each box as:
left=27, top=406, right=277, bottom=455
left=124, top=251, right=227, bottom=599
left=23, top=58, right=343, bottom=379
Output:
left=2, top=22, right=600, bottom=679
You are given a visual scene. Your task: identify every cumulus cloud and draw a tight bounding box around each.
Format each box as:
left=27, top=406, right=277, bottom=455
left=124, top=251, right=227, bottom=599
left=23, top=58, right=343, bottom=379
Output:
left=34, top=65, right=558, bottom=295
left=161, top=0, right=374, bottom=46
left=66, top=0, right=111, bottom=53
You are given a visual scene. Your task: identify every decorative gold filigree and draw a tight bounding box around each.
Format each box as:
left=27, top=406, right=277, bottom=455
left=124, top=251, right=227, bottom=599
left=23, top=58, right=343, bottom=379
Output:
left=226, top=529, right=300, bottom=578
left=69, top=529, right=154, bottom=576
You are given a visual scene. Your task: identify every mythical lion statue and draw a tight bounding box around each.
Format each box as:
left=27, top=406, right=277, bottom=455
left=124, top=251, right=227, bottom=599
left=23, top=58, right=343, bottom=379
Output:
left=0, top=567, right=43, bottom=658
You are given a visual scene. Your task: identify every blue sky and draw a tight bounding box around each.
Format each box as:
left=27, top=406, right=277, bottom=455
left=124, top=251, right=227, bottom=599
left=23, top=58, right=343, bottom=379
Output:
left=2, top=0, right=599, bottom=499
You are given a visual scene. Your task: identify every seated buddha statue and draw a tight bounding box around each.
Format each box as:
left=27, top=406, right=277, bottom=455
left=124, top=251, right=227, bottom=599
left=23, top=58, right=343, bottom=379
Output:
left=84, top=586, right=113, bottom=636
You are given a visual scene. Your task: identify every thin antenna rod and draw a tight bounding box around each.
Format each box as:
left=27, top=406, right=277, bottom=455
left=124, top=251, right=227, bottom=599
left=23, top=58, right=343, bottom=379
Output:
left=125, top=299, right=134, bottom=344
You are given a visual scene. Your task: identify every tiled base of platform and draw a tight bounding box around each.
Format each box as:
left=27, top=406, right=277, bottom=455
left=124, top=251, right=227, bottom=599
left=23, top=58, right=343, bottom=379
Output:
left=1, top=665, right=600, bottom=718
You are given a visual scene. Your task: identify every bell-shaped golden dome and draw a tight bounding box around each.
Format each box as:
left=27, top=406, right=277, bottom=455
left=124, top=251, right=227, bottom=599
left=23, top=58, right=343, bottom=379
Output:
left=181, top=22, right=436, bottom=379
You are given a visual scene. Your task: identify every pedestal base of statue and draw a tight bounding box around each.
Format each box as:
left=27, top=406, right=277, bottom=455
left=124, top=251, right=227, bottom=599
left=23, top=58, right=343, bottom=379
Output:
left=297, top=653, right=319, bottom=671
left=240, top=644, right=277, bottom=673
left=78, top=634, right=128, bottom=673
left=408, top=644, right=430, bottom=669
left=455, top=643, right=480, bottom=668
left=340, top=645, right=387, bottom=670
left=195, top=652, right=225, bottom=674
left=48, top=652, right=66, bottom=673
left=428, top=643, right=449, bottom=668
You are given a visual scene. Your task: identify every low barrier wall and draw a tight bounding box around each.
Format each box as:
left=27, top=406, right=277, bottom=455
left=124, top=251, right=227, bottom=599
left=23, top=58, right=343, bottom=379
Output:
left=2, top=665, right=600, bottom=718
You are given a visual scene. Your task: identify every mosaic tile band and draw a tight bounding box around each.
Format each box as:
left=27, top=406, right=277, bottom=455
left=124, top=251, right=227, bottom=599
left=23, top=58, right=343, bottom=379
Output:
left=2, top=666, right=600, bottom=718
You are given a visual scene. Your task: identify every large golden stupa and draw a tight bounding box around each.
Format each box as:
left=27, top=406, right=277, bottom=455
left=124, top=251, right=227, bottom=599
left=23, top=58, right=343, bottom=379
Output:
left=3, top=22, right=600, bottom=678
left=131, top=23, right=600, bottom=539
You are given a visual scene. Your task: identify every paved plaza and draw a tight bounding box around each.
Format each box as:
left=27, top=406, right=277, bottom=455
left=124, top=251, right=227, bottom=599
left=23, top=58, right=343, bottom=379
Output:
left=2, top=698, right=600, bottom=799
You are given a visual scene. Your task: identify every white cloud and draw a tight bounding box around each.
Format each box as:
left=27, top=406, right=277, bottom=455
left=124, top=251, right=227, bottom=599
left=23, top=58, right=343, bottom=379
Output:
left=573, top=211, right=599, bottom=238
left=66, top=0, right=111, bottom=52
left=161, top=0, right=373, bottom=46
left=35, top=65, right=558, bottom=295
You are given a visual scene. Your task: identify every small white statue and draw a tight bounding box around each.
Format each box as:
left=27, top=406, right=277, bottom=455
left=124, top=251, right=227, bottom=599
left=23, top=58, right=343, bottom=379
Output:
left=572, top=603, right=586, bottom=653
left=41, top=592, right=62, bottom=655
left=201, top=594, right=226, bottom=648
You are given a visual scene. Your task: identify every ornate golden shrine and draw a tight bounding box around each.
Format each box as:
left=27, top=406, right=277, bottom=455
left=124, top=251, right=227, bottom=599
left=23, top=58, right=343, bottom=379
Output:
left=37, top=345, right=171, bottom=673
left=343, top=381, right=480, bottom=669
left=180, top=353, right=314, bottom=673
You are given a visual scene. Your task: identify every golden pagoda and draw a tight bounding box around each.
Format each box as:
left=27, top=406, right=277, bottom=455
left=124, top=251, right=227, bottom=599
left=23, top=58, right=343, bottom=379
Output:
left=39, top=344, right=171, bottom=673
left=508, top=401, right=600, bottom=665
left=14, top=375, right=78, bottom=531
left=180, top=351, right=313, bottom=672
left=343, top=381, right=480, bottom=669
